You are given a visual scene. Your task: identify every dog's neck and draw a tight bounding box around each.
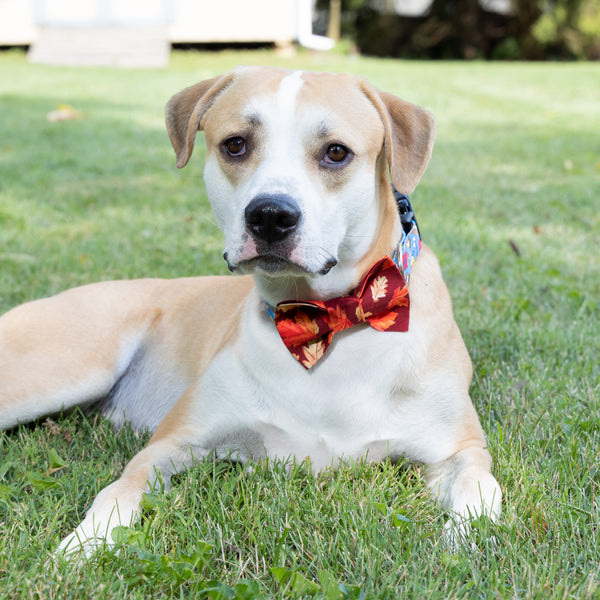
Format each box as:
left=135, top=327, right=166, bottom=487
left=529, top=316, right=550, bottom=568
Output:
left=258, top=190, right=420, bottom=308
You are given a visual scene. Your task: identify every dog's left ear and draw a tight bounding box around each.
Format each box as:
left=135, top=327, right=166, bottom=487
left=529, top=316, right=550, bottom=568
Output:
left=166, top=73, right=236, bottom=168
left=360, top=83, right=436, bottom=194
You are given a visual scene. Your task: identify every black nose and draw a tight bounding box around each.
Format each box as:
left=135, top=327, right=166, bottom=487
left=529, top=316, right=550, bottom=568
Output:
left=244, top=196, right=301, bottom=244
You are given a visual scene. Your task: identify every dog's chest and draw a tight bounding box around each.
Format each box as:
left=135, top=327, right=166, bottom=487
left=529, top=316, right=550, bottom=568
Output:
left=199, top=294, right=427, bottom=471
left=249, top=366, right=399, bottom=470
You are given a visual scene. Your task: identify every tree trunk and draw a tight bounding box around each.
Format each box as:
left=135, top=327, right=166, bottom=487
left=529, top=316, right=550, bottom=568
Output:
left=327, top=0, right=342, bottom=41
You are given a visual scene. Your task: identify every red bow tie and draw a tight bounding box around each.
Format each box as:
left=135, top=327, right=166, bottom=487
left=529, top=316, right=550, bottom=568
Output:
left=273, top=256, right=410, bottom=369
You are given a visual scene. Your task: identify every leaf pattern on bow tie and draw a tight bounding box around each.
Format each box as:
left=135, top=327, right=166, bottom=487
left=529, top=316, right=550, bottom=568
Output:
left=276, top=313, right=319, bottom=346
left=368, top=311, right=398, bottom=331
left=370, top=275, right=388, bottom=302
left=301, top=339, right=325, bottom=369
left=385, top=284, right=409, bottom=310
left=355, top=305, right=373, bottom=323
left=327, top=305, right=353, bottom=333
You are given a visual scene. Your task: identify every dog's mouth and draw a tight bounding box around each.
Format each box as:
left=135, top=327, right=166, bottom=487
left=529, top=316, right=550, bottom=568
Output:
left=241, top=255, right=299, bottom=274
left=225, top=252, right=337, bottom=276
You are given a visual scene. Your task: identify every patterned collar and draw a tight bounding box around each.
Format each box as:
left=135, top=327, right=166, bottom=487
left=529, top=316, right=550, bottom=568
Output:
left=392, top=188, right=421, bottom=281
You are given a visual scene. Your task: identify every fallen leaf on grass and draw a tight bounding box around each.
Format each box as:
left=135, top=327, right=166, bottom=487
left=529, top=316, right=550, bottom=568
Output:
left=508, top=239, right=521, bottom=257
left=43, top=418, right=72, bottom=442
left=46, top=104, right=82, bottom=122
left=43, top=418, right=60, bottom=435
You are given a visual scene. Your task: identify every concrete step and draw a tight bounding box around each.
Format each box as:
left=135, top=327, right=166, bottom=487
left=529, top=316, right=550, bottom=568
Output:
left=28, top=26, right=169, bottom=68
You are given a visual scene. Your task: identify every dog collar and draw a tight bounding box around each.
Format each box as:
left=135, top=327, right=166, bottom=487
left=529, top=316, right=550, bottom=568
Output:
left=265, top=192, right=421, bottom=368
left=392, top=189, right=421, bottom=282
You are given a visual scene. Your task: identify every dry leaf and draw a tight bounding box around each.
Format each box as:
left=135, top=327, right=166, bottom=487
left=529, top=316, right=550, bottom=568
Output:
left=46, top=104, right=82, bottom=122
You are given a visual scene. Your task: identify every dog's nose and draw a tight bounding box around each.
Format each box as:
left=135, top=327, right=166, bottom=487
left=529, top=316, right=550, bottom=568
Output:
left=244, top=196, right=301, bottom=244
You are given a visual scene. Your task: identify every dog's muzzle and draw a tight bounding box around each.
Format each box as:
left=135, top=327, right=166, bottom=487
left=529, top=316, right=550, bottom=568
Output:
left=224, top=195, right=336, bottom=276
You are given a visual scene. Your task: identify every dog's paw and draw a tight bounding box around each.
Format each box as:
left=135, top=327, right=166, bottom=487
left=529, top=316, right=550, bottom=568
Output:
left=441, top=512, right=500, bottom=553
left=56, top=513, right=122, bottom=558
left=431, top=463, right=502, bottom=552
left=55, top=482, right=142, bottom=558
left=56, top=528, right=108, bottom=558
left=441, top=515, right=476, bottom=552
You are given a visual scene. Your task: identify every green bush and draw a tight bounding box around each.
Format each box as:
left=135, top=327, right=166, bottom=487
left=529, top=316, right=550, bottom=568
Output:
left=533, top=0, right=600, bottom=58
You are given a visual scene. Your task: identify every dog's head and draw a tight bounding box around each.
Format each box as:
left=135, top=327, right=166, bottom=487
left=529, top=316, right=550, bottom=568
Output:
left=166, top=67, right=435, bottom=304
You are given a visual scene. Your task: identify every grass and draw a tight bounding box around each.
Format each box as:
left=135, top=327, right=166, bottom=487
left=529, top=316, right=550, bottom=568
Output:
left=0, top=48, right=599, bottom=598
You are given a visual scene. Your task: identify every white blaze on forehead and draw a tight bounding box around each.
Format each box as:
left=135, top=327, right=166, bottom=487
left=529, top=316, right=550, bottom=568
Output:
left=242, top=70, right=306, bottom=199
left=276, top=70, right=304, bottom=114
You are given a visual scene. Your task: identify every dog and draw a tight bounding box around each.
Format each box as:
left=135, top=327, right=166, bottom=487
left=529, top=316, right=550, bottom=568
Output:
left=0, top=66, right=501, bottom=554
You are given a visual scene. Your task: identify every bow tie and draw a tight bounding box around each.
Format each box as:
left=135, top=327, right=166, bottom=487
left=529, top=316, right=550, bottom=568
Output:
left=273, top=255, right=411, bottom=369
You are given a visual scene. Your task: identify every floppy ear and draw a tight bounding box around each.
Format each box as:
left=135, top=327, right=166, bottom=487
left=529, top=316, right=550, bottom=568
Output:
left=165, top=73, right=235, bottom=168
left=360, top=82, right=436, bottom=194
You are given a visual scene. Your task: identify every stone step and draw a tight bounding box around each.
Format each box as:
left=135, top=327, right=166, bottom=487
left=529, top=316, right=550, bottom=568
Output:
left=28, top=26, right=169, bottom=68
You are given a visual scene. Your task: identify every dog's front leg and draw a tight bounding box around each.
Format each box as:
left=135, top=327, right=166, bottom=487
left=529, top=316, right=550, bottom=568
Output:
left=425, top=445, right=502, bottom=547
left=57, top=436, right=198, bottom=557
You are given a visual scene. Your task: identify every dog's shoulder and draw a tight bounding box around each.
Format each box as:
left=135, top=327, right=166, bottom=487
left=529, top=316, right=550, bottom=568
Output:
left=409, top=244, right=455, bottom=319
left=407, top=244, right=472, bottom=383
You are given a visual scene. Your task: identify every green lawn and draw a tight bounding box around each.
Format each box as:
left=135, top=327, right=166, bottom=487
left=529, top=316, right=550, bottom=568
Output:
left=0, top=48, right=599, bottom=599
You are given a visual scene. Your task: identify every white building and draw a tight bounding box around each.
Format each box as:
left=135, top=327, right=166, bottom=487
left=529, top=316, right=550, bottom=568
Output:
left=0, top=0, right=333, bottom=67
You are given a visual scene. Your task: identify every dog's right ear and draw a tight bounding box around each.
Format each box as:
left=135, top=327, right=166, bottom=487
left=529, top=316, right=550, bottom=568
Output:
left=165, top=73, right=235, bottom=168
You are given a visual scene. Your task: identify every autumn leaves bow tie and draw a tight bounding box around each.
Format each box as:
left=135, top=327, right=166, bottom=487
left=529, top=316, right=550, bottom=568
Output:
left=272, top=256, right=411, bottom=369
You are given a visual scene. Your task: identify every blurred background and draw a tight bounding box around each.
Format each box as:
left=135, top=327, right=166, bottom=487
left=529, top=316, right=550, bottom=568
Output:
left=0, top=0, right=598, bottom=68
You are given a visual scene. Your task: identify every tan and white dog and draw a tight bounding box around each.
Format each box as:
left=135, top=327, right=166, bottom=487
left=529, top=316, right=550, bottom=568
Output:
left=0, top=66, right=501, bottom=554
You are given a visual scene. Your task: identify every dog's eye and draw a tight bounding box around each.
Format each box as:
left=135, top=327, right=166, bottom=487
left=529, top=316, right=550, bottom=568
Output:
left=323, top=144, right=349, bottom=164
left=224, top=137, right=247, bottom=157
